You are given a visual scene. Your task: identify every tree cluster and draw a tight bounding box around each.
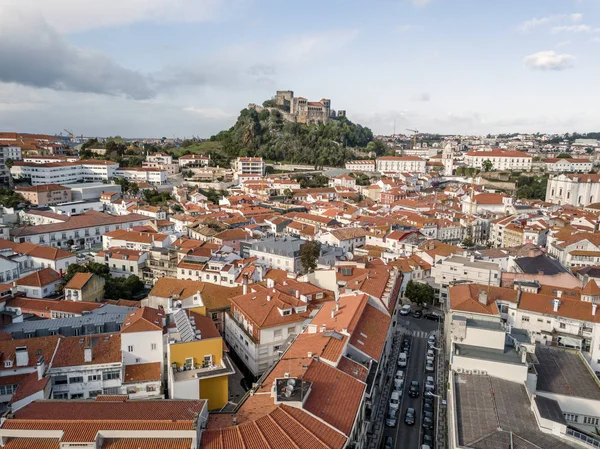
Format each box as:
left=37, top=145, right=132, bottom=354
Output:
left=0, top=187, right=26, bottom=208
left=404, top=280, right=435, bottom=306
left=299, top=241, right=321, bottom=274
left=292, top=174, right=329, bottom=189
left=515, top=176, right=548, bottom=200
left=142, top=189, right=173, bottom=205
left=60, top=262, right=145, bottom=301
left=211, top=108, right=375, bottom=167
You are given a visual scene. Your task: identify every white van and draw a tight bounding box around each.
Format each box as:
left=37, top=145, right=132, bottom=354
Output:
left=389, top=390, right=401, bottom=410
left=394, top=370, right=404, bottom=389
left=400, top=304, right=412, bottom=316
left=397, top=352, right=407, bottom=368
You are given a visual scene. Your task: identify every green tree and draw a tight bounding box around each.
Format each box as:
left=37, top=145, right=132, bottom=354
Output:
left=129, top=182, right=140, bottom=195
left=4, top=158, right=14, bottom=169
left=557, top=153, right=571, bottom=158
left=404, top=280, right=435, bottom=306
left=482, top=159, right=494, bottom=172
left=299, top=241, right=321, bottom=274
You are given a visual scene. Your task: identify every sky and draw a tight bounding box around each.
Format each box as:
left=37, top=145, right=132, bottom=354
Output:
left=0, top=0, right=599, bottom=138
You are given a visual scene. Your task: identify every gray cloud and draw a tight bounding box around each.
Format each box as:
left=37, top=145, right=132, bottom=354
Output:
left=0, top=12, right=155, bottom=99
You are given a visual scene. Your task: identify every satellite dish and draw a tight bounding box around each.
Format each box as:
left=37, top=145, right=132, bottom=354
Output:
left=346, top=252, right=354, bottom=260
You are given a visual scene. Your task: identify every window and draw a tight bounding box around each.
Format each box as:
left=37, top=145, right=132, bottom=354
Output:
left=127, top=345, right=134, bottom=352
left=135, top=358, right=141, bottom=363
left=559, top=323, right=566, bottom=329
left=273, top=345, right=281, bottom=352
left=202, top=355, right=213, bottom=368
left=127, top=386, right=137, bottom=394
left=288, top=326, right=296, bottom=336
left=146, top=384, right=157, bottom=392
left=564, top=413, right=579, bottom=422
left=0, top=384, right=17, bottom=395
left=53, top=392, right=68, bottom=399
left=88, top=374, right=100, bottom=382
left=70, top=393, right=84, bottom=399
left=151, top=343, right=157, bottom=351
left=103, top=370, right=120, bottom=381
left=89, top=390, right=102, bottom=398
left=537, top=318, right=543, bottom=323
left=584, top=417, right=600, bottom=425
left=274, top=329, right=283, bottom=339
left=53, top=375, right=68, bottom=385
left=4, top=360, right=12, bottom=368
left=69, top=376, right=84, bottom=384
left=522, top=316, right=530, bottom=322
left=211, top=312, right=218, bottom=320
left=185, top=357, right=194, bottom=369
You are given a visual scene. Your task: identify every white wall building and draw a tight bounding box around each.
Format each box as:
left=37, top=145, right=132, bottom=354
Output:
left=11, top=160, right=119, bottom=186
left=376, top=156, right=426, bottom=173
left=545, top=158, right=593, bottom=173
left=345, top=160, right=376, bottom=172
left=233, top=157, right=265, bottom=180
left=546, top=173, right=600, bottom=207
left=114, top=167, right=167, bottom=185
left=464, top=149, right=532, bottom=171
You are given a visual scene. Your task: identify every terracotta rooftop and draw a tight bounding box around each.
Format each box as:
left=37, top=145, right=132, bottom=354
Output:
left=121, top=307, right=164, bottom=333
left=52, top=334, right=122, bottom=368
left=64, top=272, right=93, bottom=290
left=123, top=362, right=161, bottom=384
left=15, top=268, right=61, bottom=288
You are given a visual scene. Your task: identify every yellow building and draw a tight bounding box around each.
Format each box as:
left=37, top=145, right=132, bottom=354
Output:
left=167, top=309, right=234, bottom=410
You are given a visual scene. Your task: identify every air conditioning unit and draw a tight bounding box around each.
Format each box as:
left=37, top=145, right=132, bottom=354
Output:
left=456, top=368, right=463, bottom=374
left=465, top=370, right=472, bottom=375
left=480, top=370, right=488, bottom=375
left=472, top=369, right=480, bottom=375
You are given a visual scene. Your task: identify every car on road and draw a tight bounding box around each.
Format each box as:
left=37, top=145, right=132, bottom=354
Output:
left=394, top=370, right=404, bottom=389
left=425, top=359, right=435, bottom=373
left=383, top=436, right=394, bottom=449
left=409, top=380, right=420, bottom=398
left=386, top=406, right=398, bottom=427
left=397, top=352, right=407, bottom=368
left=404, top=407, right=415, bottom=425
left=423, top=397, right=434, bottom=414
left=423, top=429, right=434, bottom=446
left=425, top=312, right=442, bottom=321
left=425, top=376, right=435, bottom=394
left=389, top=390, right=401, bottom=410
left=426, top=349, right=435, bottom=363
left=428, top=334, right=436, bottom=346
left=412, top=309, right=423, bottom=319
left=400, top=304, right=412, bottom=316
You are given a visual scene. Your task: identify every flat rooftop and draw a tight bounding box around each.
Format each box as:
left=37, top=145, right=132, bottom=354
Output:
left=445, top=255, right=500, bottom=270
left=454, top=373, right=575, bottom=448
left=466, top=318, right=504, bottom=332
left=534, top=345, right=600, bottom=400
left=454, top=343, right=524, bottom=366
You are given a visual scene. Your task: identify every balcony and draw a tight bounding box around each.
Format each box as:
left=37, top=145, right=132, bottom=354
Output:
left=227, top=311, right=258, bottom=344
left=172, top=353, right=235, bottom=382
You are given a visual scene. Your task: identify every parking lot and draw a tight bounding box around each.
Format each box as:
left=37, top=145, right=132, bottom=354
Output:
left=381, top=306, right=441, bottom=449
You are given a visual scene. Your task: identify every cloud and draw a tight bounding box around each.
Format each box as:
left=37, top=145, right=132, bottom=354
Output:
left=552, top=24, right=595, bottom=33
left=0, top=0, right=223, bottom=34
left=523, top=51, right=575, bottom=70
left=519, top=13, right=583, bottom=32
left=276, top=29, right=360, bottom=66
left=412, top=93, right=431, bottom=102
left=0, top=10, right=155, bottom=99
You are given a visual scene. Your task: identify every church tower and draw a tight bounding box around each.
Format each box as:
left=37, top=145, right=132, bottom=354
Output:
left=442, top=143, right=454, bottom=176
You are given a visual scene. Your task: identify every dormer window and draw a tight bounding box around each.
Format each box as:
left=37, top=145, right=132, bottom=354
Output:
left=4, top=360, right=12, bottom=368
left=282, top=309, right=291, bottom=316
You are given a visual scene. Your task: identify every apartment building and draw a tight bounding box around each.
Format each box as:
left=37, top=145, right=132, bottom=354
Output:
left=102, top=229, right=171, bottom=251
left=179, top=153, right=211, bottom=167
left=545, top=157, right=593, bottom=173
left=114, top=167, right=167, bottom=184
left=95, top=248, right=147, bottom=277
left=0, top=144, right=22, bottom=184
left=177, top=251, right=241, bottom=286
left=318, top=228, right=368, bottom=253
left=431, top=254, right=501, bottom=302
left=233, top=157, right=265, bottom=180
left=464, top=149, right=532, bottom=171
left=546, top=173, right=600, bottom=207
left=15, top=184, right=71, bottom=206
left=345, top=159, right=376, bottom=172
left=167, top=309, right=234, bottom=409
left=64, top=273, right=105, bottom=302
left=10, top=160, right=118, bottom=185
left=376, top=155, right=426, bottom=173
left=10, top=211, right=151, bottom=248
left=0, top=241, right=76, bottom=276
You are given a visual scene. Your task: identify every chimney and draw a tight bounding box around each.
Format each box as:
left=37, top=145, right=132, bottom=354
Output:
left=15, top=347, right=29, bottom=367
left=593, top=304, right=597, bottom=316
left=557, top=290, right=562, bottom=299
left=308, top=352, right=313, bottom=358
left=36, top=357, right=45, bottom=380
left=266, top=278, right=275, bottom=288
left=331, top=307, right=336, bottom=319
left=478, top=290, right=488, bottom=305
left=242, top=273, right=249, bottom=295
left=335, top=303, right=340, bottom=312
left=521, top=348, right=527, bottom=363
left=552, top=299, right=560, bottom=312
left=84, top=346, right=92, bottom=363
left=296, top=290, right=300, bottom=299
left=267, top=295, right=271, bottom=302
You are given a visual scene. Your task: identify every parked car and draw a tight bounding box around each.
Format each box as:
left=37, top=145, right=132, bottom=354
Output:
left=425, top=360, right=435, bottom=373
left=409, top=380, right=420, bottom=398
left=397, top=352, right=407, bottom=368
left=404, top=407, right=416, bottom=425
left=422, top=414, right=434, bottom=430
left=394, top=370, right=404, bottom=389
left=383, top=436, right=394, bottom=449
left=425, top=312, right=442, bottom=321
left=428, top=334, right=436, bottom=346
left=426, top=349, right=435, bottom=363
left=389, top=390, right=401, bottom=410
left=423, top=397, right=434, bottom=414
left=402, top=338, right=411, bottom=355
left=400, top=304, right=412, bottom=316
left=425, top=376, right=435, bottom=393
left=412, top=309, right=423, bottom=319
left=423, top=430, right=434, bottom=446
left=386, top=406, right=398, bottom=427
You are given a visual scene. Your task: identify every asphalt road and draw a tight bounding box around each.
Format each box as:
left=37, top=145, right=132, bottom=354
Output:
left=381, top=314, right=439, bottom=449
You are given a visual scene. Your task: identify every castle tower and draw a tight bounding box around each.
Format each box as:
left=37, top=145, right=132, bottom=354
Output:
left=442, top=143, right=454, bottom=176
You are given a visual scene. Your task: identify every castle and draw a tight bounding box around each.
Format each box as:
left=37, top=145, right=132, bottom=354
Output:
left=249, top=90, right=346, bottom=125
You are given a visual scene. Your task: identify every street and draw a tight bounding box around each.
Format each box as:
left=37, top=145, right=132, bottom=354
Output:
left=382, top=313, right=439, bottom=449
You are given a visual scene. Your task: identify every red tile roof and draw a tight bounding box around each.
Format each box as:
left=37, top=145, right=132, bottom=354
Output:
left=64, top=272, right=93, bottom=290
left=123, top=362, right=162, bottom=384
left=15, top=268, right=61, bottom=288
left=51, top=334, right=122, bottom=368
left=349, top=303, right=390, bottom=360
left=121, top=307, right=163, bottom=333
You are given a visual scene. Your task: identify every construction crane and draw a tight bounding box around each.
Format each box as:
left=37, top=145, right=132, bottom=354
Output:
left=406, top=128, right=419, bottom=149
left=63, top=129, right=75, bottom=151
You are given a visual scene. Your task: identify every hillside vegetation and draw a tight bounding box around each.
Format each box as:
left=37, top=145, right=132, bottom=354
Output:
left=210, top=108, right=385, bottom=167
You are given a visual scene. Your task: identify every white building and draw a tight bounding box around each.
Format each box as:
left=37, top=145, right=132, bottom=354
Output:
left=145, top=152, right=173, bottom=165
left=114, top=167, right=167, bottom=185
left=95, top=248, right=148, bottom=278
left=10, top=160, right=119, bottom=186
left=431, top=255, right=501, bottom=302
left=464, top=149, right=532, bottom=171
left=545, top=158, right=593, bottom=173
left=179, top=154, right=211, bottom=167
left=345, top=160, right=376, bottom=172
left=375, top=156, right=426, bottom=173
left=0, top=144, right=22, bottom=184
left=233, top=157, right=265, bottom=180
left=546, top=173, right=600, bottom=207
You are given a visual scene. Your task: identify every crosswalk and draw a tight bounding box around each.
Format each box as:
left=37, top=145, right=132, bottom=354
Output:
left=407, top=330, right=429, bottom=338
